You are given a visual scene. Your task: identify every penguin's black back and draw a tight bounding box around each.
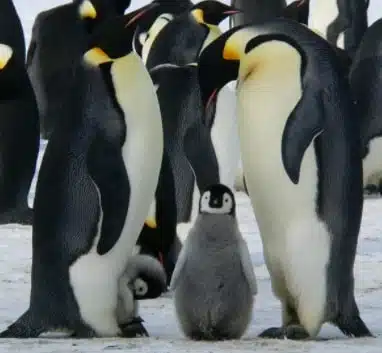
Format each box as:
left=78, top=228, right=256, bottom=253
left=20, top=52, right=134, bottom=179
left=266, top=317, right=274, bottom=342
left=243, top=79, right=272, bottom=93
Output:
left=150, top=64, right=219, bottom=223
left=0, top=0, right=25, bottom=63
left=145, top=14, right=209, bottom=70
left=26, top=3, right=89, bottom=139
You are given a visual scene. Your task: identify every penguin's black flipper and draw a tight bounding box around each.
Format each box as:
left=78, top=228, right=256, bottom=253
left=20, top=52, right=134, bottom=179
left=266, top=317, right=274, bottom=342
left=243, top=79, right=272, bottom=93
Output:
left=281, top=88, right=325, bottom=184
left=87, top=137, right=130, bottom=256
left=183, top=122, right=220, bottom=192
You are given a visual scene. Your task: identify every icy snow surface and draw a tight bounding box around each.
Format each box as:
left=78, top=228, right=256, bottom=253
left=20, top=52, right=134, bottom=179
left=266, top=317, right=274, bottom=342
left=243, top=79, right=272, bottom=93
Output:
left=0, top=0, right=381, bottom=352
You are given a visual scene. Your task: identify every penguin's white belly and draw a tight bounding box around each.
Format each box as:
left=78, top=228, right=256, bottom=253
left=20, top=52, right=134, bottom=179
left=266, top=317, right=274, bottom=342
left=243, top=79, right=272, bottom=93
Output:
left=69, top=54, right=163, bottom=337
left=363, top=137, right=382, bottom=187
left=236, top=48, right=330, bottom=332
left=211, top=84, right=240, bottom=189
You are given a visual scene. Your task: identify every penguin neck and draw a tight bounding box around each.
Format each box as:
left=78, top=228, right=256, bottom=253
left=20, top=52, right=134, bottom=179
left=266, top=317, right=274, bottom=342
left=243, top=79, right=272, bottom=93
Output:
left=199, top=24, right=222, bottom=55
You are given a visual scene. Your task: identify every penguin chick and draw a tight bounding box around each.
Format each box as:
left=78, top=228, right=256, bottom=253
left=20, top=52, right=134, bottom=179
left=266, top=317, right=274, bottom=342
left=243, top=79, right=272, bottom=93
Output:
left=170, top=184, right=257, bottom=341
left=116, top=255, right=167, bottom=337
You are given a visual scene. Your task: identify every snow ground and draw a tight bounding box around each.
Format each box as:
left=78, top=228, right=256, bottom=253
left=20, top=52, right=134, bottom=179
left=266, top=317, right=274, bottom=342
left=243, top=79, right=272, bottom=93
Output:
left=1, top=0, right=382, bottom=352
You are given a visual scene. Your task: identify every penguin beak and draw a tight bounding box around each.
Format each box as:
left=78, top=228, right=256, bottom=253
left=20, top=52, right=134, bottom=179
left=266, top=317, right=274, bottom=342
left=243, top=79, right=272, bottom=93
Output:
left=145, top=217, right=157, bottom=229
left=222, top=9, right=242, bottom=15
left=125, top=2, right=160, bottom=27
left=191, top=9, right=204, bottom=24
left=83, top=47, right=111, bottom=66
left=0, top=44, right=13, bottom=70
left=78, top=0, right=97, bottom=19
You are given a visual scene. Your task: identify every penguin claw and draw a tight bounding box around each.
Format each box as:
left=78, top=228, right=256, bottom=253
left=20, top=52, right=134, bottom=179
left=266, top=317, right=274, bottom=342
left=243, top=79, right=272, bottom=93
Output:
left=119, top=318, right=149, bottom=338
left=284, top=324, right=310, bottom=340
left=258, top=327, right=285, bottom=339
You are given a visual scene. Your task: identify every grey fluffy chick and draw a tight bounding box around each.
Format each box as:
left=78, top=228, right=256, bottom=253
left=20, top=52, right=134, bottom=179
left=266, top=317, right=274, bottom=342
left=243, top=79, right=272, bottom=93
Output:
left=117, top=254, right=167, bottom=337
left=170, top=184, right=257, bottom=340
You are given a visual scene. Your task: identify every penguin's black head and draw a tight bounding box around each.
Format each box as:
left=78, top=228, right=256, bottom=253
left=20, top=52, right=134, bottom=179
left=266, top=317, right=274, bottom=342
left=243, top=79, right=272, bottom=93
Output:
left=197, top=26, right=242, bottom=124
left=76, top=0, right=130, bottom=33
left=191, top=0, right=241, bottom=26
left=199, top=184, right=236, bottom=216
left=133, top=0, right=193, bottom=56
left=281, top=0, right=309, bottom=25
left=83, top=2, right=160, bottom=66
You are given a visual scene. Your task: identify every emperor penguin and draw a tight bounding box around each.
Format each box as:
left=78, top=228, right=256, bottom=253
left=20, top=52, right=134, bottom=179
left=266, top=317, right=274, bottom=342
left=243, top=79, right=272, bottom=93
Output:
left=349, top=18, right=382, bottom=195
left=26, top=0, right=132, bottom=139
left=0, top=43, right=39, bottom=225
left=170, top=184, right=257, bottom=340
left=117, top=254, right=167, bottom=337
left=144, top=0, right=241, bottom=70
left=230, top=0, right=286, bottom=27
left=0, top=3, right=164, bottom=339
left=0, top=0, right=25, bottom=63
left=308, top=0, right=369, bottom=58
left=196, top=19, right=372, bottom=339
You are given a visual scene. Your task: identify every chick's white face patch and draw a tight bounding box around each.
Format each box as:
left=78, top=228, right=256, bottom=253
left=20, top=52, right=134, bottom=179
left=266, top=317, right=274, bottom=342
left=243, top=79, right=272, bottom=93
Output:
left=200, top=191, right=233, bottom=214
left=134, top=278, right=148, bottom=297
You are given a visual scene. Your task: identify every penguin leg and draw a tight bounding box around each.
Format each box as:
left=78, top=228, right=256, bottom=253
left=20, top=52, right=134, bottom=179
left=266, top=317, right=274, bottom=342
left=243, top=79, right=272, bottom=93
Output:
left=259, top=302, right=309, bottom=339
left=119, top=317, right=149, bottom=338
left=0, top=207, right=33, bottom=225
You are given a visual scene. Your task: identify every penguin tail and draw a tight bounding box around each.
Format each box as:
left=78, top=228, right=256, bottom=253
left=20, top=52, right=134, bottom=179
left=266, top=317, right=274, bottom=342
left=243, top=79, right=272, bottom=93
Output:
left=334, top=314, right=374, bottom=338
left=0, top=310, right=44, bottom=338
left=0, top=207, right=33, bottom=226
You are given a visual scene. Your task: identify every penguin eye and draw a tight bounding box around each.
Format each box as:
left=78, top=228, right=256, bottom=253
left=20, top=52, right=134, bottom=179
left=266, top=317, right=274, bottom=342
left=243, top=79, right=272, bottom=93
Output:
left=224, top=197, right=229, bottom=203
left=134, top=278, right=148, bottom=297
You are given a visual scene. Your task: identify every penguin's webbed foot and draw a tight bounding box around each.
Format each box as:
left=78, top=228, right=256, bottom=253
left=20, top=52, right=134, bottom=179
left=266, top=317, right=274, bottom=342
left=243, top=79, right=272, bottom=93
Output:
left=71, top=326, right=97, bottom=338
left=258, top=327, right=285, bottom=339
left=284, top=324, right=310, bottom=340
left=119, top=317, right=149, bottom=338
left=259, top=325, right=309, bottom=340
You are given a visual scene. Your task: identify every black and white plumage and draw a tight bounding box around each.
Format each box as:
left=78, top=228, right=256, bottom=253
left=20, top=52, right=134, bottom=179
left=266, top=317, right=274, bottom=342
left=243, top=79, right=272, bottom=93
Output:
left=170, top=184, right=257, bottom=341
left=117, top=254, right=167, bottom=337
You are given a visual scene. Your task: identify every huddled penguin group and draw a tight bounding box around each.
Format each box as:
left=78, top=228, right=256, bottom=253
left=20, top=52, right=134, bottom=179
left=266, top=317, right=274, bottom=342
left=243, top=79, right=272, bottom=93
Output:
left=0, top=0, right=380, bottom=343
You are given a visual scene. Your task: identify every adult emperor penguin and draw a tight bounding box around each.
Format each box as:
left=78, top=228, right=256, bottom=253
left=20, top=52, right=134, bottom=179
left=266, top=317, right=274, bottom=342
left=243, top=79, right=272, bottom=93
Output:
left=196, top=19, right=372, bottom=339
left=349, top=18, right=382, bottom=194
left=0, top=0, right=25, bottom=63
left=26, top=0, right=132, bottom=139
left=144, top=0, right=241, bottom=70
left=0, top=44, right=39, bottom=225
left=0, top=3, right=164, bottom=338
left=170, top=184, right=257, bottom=340
left=308, top=0, right=369, bottom=58
left=230, top=0, right=286, bottom=27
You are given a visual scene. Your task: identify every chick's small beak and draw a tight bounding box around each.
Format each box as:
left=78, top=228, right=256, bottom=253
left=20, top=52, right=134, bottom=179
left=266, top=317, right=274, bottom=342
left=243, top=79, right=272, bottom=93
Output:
left=83, top=47, right=111, bottom=66
left=79, top=0, right=97, bottom=19
left=126, top=2, right=160, bottom=27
